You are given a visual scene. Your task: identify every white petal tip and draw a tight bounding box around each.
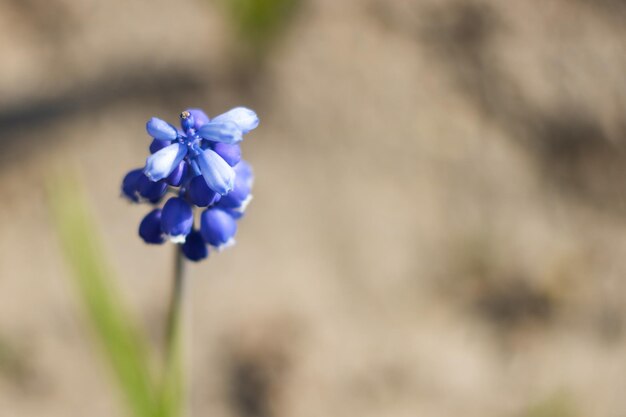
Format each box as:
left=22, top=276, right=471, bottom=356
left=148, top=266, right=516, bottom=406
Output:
left=168, top=235, right=187, bottom=244
left=215, top=238, right=236, bottom=252
left=234, top=195, right=253, bottom=213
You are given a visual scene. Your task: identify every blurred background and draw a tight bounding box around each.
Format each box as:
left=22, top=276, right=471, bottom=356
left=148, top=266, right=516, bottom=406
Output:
left=1, top=0, right=626, bottom=416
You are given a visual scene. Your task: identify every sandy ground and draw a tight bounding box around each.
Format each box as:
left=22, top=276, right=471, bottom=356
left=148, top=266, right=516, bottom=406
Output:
left=0, top=0, right=626, bottom=416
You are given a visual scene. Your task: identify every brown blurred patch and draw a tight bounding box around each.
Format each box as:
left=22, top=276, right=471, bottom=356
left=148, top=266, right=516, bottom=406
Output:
left=0, top=334, right=45, bottom=395
left=438, top=235, right=563, bottom=338
left=220, top=315, right=302, bottom=417
left=417, top=0, right=626, bottom=214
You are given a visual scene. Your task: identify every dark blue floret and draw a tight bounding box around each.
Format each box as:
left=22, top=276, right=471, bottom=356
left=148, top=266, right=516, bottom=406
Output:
left=188, top=175, right=221, bottom=207
left=166, top=161, right=187, bottom=187
left=161, top=197, right=194, bottom=242
left=212, top=143, right=242, bottom=167
left=139, top=209, right=165, bottom=244
left=200, top=208, right=237, bottom=248
left=182, top=230, right=208, bottom=261
left=137, top=174, right=167, bottom=203
left=122, top=168, right=144, bottom=202
left=150, top=139, right=171, bottom=154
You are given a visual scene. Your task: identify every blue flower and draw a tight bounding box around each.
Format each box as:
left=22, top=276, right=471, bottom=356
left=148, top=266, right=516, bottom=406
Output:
left=200, top=208, right=238, bottom=249
left=137, top=173, right=168, bottom=203
left=149, top=138, right=171, bottom=154
left=213, top=143, right=242, bottom=167
left=146, top=117, right=177, bottom=141
left=182, top=229, right=208, bottom=261
left=210, top=107, right=259, bottom=134
left=122, top=168, right=144, bottom=202
left=142, top=108, right=257, bottom=195
left=139, top=209, right=165, bottom=244
left=188, top=175, right=221, bottom=207
left=216, top=161, right=253, bottom=213
left=161, top=197, right=194, bottom=243
left=166, top=161, right=187, bottom=187
left=121, top=107, right=258, bottom=261
left=197, top=121, right=242, bottom=144
left=144, top=143, right=188, bottom=182
left=195, top=148, right=235, bottom=196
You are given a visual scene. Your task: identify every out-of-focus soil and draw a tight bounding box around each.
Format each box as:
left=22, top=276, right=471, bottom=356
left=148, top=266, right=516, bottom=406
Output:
left=0, top=0, right=625, bottom=416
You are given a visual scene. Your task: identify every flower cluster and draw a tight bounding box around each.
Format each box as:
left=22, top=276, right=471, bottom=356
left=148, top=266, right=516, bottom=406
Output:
left=121, top=107, right=258, bottom=261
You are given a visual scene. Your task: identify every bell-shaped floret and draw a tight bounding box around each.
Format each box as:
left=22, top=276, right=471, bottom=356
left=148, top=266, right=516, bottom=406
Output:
left=210, top=107, right=259, bottom=134
left=235, top=160, right=254, bottom=187
left=212, top=143, right=242, bottom=167
left=200, top=208, right=237, bottom=249
left=197, top=121, right=242, bottom=144
left=146, top=117, right=178, bottom=141
left=121, top=168, right=144, bottom=202
left=150, top=138, right=171, bottom=154
left=137, top=174, right=167, bottom=203
left=139, top=209, right=165, bottom=244
left=217, top=171, right=252, bottom=212
left=188, top=175, right=221, bottom=207
left=166, top=161, right=187, bottom=187
left=160, top=197, right=194, bottom=243
left=194, top=148, right=235, bottom=195
left=144, top=143, right=187, bottom=182
left=182, top=229, right=209, bottom=261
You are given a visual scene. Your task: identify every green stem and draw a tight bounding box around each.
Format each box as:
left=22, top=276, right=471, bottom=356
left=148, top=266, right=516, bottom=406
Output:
left=166, top=245, right=186, bottom=353
left=162, top=245, right=189, bottom=417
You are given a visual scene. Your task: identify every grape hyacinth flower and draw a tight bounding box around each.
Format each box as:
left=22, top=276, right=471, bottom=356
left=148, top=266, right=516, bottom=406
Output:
left=121, top=107, right=258, bottom=262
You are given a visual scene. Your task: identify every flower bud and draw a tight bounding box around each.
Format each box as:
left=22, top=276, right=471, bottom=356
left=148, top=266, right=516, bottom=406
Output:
left=188, top=175, right=221, bottom=207
left=195, top=148, right=235, bottom=195
left=146, top=117, right=178, bottom=141
left=139, top=209, right=165, bottom=244
left=122, top=168, right=143, bottom=202
left=213, top=143, right=242, bottom=167
left=166, top=161, right=187, bottom=187
left=211, top=107, right=259, bottom=134
left=217, top=171, right=252, bottom=212
left=200, top=208, right=237, bottom=249
left=137, top=174, right=167, bottom=203
left=150, top=138, right=171, bottom=154
left=197, top=121, right=243, bottom=144
left=144, top=143, right=188, bottom=182
left=182, top=229, right=208, bottom=261
left=235, top=160, right=254, bottom=187
left=161, top=197, right=194, bottom=243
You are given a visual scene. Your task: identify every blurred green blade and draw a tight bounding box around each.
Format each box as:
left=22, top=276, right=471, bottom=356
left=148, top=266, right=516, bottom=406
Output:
left=224, top=0, right=301, bottom=51
left=159, top=321, right=184, bottom=417
left=49, top=178, right=158, bottom=417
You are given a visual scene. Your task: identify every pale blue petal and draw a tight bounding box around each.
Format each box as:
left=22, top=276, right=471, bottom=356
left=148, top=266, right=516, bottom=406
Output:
left=211, top=107, right=259, bottom=134
left=144, top=143, right=187, bottom=182
left=195, top=149, right=235, bottom=195
left=146, top=117, right=178, bottom=140
left=197, top=121, right=243, bottom=144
